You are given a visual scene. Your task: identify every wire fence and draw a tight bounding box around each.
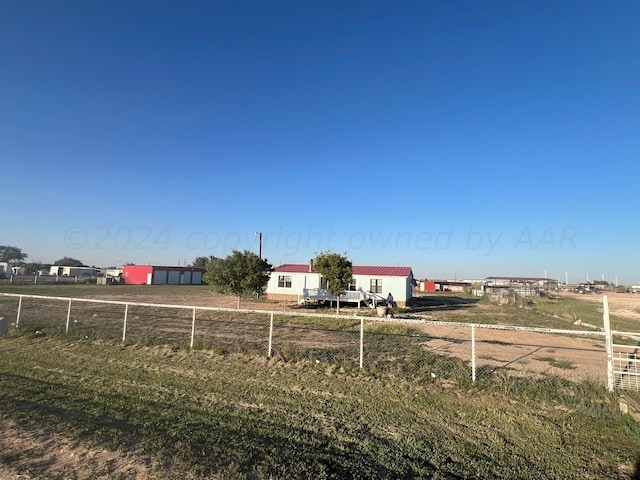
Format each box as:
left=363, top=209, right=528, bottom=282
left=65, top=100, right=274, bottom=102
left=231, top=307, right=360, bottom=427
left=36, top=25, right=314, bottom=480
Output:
left=0, top=274, right=98, bottom=285
left=0, top=293, right=637, bottom=391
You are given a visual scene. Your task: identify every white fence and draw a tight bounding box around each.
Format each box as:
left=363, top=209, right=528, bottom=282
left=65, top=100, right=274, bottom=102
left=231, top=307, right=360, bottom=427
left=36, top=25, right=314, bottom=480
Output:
left=0, top=293, right=637, bottom=391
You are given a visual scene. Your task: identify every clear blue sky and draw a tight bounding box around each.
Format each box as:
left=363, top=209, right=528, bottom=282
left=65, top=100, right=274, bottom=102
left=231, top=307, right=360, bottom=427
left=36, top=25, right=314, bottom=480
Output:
left=2, top=1, right=638, bottom=284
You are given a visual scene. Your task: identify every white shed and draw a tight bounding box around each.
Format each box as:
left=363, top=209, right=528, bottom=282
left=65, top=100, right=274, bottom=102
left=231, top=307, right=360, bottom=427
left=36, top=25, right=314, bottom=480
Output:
left=0, top=262, right=12, bottom=278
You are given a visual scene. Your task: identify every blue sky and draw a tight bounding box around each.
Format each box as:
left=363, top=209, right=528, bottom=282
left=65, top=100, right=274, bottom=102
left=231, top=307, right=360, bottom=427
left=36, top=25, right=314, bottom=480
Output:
left=2, top=1, right=638, bottom=284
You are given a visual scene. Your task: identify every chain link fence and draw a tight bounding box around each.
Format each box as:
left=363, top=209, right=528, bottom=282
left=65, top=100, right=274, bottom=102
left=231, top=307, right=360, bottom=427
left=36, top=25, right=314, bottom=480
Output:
left=1, top=292, right=635, bottom=390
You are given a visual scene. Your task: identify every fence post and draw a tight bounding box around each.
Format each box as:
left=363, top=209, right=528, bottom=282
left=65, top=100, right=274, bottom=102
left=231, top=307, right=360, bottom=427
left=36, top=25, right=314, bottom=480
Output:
left=359, top=317, right=364, bottom=369
left=602, top=295, right=614, bottom=392
left=471, top=325, right=476, bottom=383
left=65, top=299, right=72, bottom=334
left=122, top=303, right=129, bottom=342
left=190, top=307, right=196, bottom=348
left=267, top=312, right=274, bottom=358
left=16, top=295, right=23, bottom=328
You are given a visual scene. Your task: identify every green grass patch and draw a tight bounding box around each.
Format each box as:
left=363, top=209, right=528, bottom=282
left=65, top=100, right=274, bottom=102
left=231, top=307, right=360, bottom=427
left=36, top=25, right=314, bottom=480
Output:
left=534, top=356, right=576, bottom=370
left=0, top=335, right=638, bottom=479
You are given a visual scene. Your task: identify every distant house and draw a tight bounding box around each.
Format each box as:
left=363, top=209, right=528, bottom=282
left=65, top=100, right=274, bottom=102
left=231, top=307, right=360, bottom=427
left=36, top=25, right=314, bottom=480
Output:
left=122, top=265, right=204, bottom=285
left=266, top=263, right=415, bottom=306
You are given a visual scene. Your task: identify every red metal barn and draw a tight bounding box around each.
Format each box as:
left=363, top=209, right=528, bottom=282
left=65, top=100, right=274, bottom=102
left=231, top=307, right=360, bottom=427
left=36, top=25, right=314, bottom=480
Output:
left=122, top=265, right=205, bottom=285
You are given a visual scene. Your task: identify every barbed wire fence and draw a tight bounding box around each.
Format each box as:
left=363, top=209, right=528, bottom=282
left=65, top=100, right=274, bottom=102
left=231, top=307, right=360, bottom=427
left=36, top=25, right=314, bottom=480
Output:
left=0, top=293, right=637, bottom=391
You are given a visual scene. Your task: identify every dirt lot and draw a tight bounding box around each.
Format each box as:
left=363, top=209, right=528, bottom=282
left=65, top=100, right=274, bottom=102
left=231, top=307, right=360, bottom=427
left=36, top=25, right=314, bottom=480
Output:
left=563, top=290, right=640, bottom=322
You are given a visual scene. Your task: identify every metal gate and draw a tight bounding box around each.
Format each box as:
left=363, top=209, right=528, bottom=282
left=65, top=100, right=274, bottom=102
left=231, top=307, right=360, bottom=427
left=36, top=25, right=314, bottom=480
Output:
left=613, top=343, right=639, bottom=390
left=603, top=295, right=640, bottom=391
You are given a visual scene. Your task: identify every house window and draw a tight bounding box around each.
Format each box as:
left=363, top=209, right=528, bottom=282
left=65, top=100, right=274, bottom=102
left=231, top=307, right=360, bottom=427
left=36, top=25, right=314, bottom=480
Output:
left=348, top=278, right=357, bottom=291
left=320, top=277, right=329, bottom=290
left=370, top=279, right=382, bottom=294
left=278, top=275, right=292, bottom=288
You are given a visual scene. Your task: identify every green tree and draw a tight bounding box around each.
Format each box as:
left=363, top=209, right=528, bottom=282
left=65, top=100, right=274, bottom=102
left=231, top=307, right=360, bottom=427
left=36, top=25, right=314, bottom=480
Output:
left=53, top=256, right=86, bottom=267
left=0, top=246, right=27, bottom=263
left=23, top=261, right=46, bottom=274
left=313, top=251, right=352, bottom=313
left=191, top=256, right=211, bottom=269
left=203, top=250, right=273, bottom=308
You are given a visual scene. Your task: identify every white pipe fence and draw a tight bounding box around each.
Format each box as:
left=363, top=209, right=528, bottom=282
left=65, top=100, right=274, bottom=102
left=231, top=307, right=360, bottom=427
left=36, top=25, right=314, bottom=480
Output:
left=1, top=292, right=638, bottom=391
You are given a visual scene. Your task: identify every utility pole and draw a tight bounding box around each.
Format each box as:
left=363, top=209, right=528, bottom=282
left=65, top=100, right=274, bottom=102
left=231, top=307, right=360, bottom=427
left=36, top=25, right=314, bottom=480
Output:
left=255, top=231, right=263, bottom=259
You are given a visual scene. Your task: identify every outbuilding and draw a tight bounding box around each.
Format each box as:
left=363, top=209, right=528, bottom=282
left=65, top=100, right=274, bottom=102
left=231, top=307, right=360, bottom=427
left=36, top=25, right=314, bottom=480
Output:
left=50, top=266, right=98, bottom=277
left=266, top=263, right=415, bottom=306
left=0, top=262, right=12, bottom=278
left=434, top=280, right=472, bottom=293
left=122, top=265, right=205, bottom=285
left=484, top=276, right=556, bottom=299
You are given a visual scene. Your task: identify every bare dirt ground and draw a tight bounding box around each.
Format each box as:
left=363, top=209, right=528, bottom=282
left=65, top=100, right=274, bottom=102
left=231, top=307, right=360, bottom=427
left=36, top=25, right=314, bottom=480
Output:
left=414, top=292, right=640, bottom=385
left=563, top=290, right=640, bottom=322
left=417, top=322, right=608, bottom=383
left=0, top=418, right=204, bottom=480
left=2, top=288, right=639, bottom=479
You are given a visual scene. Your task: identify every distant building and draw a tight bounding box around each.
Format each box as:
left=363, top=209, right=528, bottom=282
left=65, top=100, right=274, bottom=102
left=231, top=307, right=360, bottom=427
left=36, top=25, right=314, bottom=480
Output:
left=419, top=280, right=436, bottom=292
left=122, top=265, right=204, bottom=285
left=50, top=266, right=98, bottom=277
left=0, top=262, right=12, bottom=278
left=418, top=280, right=472, bottom=293
left=484, top=276, right=557, bottom=299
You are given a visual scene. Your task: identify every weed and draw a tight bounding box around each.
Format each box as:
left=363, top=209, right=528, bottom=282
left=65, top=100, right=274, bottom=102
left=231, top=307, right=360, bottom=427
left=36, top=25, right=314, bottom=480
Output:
left=535, top=356, right=576, bottom=369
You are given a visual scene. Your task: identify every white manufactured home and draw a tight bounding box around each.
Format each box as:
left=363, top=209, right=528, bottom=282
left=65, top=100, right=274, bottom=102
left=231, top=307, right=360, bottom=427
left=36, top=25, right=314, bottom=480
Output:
left=266, top=263, right=415, bottom=307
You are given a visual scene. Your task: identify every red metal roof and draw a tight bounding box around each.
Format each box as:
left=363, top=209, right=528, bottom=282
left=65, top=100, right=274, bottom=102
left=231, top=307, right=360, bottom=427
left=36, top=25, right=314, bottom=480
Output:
left=274, top=264, right=412, bottom=277
left=353, top=266, right=412, bottom=277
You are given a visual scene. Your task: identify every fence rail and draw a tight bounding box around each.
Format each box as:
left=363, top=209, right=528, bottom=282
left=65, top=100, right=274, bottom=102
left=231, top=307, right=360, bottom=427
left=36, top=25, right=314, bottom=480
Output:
left=1, top=292, right=638, bottom=391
